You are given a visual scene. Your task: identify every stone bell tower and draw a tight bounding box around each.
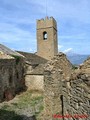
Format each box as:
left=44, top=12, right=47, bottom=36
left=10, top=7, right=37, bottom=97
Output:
left=36, top=17, right=58, bottom=60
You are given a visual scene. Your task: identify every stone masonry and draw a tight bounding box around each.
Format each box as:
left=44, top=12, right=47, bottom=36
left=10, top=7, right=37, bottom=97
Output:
left=44, top=53, right=90, bottom=120
left=0, top=52, right=25, bottom=102
left=17, top=51, right=48, bottom=91
left=0, top=16, right=90, bottom=120
left=44, top=53, right=72, bottom=120
left=37, top=17, right=58, bottom=60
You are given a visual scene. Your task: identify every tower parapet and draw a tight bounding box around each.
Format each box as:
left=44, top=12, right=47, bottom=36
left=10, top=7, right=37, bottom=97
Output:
left=37, top=17, right=57, bottom=30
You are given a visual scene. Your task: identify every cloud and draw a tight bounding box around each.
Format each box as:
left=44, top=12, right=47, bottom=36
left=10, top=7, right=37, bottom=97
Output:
left=0, top=22, right=35, bottom=42
left=0, top=0, right=90, bottom=54
left=63, top=48, right=73, bottom=53
left=0, top=21, right=37, bottom=52
left=58, top=45, right=63, bottom=50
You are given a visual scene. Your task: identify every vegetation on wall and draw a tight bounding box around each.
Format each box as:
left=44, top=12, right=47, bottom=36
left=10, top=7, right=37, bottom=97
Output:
left=11, top=55, right=21, bottom=64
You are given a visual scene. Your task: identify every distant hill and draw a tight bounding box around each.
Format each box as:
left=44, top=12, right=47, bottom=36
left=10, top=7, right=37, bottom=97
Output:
left=65, top=52, right=90, bottom=65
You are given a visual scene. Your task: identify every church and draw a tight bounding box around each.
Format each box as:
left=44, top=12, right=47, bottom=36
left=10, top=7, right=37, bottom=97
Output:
left=0, top=17, right=90, bottom=120
left=0, top=16, right=58, bottom=101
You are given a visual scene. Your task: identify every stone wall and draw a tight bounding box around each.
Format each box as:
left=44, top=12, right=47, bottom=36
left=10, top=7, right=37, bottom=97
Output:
left=17, top=51, right=47, bottom=91
left=44, top=53, right=72, bottom=120
left=25, top=62, right=45, bottom=91
left=37, top=17, right=57, bottom=30
left=44, top=53, right=90, bottom=120
left=61, top=72, right=90, bottom=120
left=0, top=56, right=25, bottom=102
left=25, top=75, right=44, bottom=91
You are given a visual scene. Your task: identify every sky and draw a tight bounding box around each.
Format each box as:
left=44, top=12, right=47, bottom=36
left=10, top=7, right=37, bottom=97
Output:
left=0, top=0, right=90, bottom=54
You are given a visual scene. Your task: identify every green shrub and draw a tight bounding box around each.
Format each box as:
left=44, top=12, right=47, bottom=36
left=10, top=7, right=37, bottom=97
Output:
left=11, top=55, right=21, bottom=64
left=72, top=65, right=78, bottom=70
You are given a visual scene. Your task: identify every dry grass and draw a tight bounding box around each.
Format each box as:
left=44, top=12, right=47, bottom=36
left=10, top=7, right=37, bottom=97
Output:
left=0, top=90, right=44, bottom=120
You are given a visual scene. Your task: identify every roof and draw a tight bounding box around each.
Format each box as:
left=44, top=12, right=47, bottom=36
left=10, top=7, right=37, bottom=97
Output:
left=17, top=51, right=48, bottom=65
left=0, top=44, right=24, bottom=57
left=0, top=52, right=14, bottom=59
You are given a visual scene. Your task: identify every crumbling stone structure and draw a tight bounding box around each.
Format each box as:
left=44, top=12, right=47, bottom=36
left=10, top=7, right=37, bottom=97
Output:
left=0, top=47, right=25, bottom=102
left=44, top=53, right=90, bottom=120
left=17, top=51, right=47, bottom=91
left=0, top=16, right=90, bottom=120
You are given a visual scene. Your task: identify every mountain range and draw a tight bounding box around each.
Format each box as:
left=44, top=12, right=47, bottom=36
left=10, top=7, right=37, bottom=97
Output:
left=65, top=52, right=90, bottom=65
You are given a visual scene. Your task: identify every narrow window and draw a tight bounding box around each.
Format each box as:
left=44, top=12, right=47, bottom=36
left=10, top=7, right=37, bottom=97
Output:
left=43, top=31, right=47, bottom=40
left=60, top=95, right=64, bottom=120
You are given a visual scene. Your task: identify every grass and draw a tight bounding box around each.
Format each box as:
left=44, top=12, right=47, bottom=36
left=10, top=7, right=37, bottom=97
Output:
left=0, top=90, right=44, bottom=120
left=0, top=109, right=23, bottom=120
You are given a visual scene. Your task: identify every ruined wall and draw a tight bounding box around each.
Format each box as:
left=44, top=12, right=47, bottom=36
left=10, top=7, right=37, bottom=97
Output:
left=25, top=63, right=45, bottom=91
left=44, top=53, right=90, bottom=120
left=14, top=57, right=25, bottom=93
left=25, top=75, right=44, bottom=91
left=44, top=53, right=72, bottom=120
left=61, top=72, right=90, bottom=120
left=0, top=56, right=25, bottom=102
left=17, top=51, right=48, bottom=91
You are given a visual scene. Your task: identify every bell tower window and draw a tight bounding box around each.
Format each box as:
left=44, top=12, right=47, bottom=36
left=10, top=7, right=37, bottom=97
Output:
left=43, top=31, right=47, bottom=40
